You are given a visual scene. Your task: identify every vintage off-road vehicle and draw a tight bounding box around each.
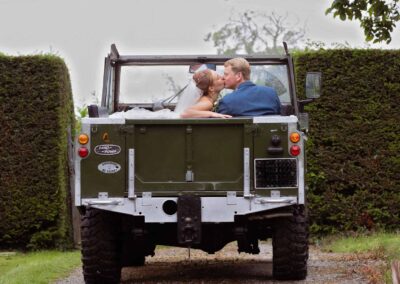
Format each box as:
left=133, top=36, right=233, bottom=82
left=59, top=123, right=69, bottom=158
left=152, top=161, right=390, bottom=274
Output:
left=75, top=44, right=321, bottom=283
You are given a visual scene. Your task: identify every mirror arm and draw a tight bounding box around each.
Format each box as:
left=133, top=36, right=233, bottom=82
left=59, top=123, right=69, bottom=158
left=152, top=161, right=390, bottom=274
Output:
left=298, top=98, right=314, bottom=113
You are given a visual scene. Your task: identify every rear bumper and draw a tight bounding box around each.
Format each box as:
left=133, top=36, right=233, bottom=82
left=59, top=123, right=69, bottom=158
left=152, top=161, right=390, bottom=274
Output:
left=79, top=195, right=298, bottom=223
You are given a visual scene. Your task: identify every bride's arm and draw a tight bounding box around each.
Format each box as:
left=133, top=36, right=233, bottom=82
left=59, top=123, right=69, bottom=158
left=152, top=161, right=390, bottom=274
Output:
left=180, top=97, right=231, bottom=118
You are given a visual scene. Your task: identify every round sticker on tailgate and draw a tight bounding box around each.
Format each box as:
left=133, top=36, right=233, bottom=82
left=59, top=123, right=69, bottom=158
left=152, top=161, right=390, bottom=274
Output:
left=94, top=144, right=121, bottom=155
left=98, top=162, right=121, bottom=174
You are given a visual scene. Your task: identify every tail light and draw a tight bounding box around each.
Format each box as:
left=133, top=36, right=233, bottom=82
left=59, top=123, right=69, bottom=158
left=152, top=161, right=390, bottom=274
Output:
left=289, top=132, right=301, bottom=156
left=78, top=134, right=89, bottom=145
left=290, top=145, right=301, bottom=156
left=289, top=132, right=300, bottom=143
left=78, top=147, right=89, bottom=158
left=78, top=133, right=89, bottom=158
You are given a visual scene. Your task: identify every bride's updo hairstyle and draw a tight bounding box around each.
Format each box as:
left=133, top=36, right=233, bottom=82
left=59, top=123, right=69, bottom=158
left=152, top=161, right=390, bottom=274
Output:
left=193, top=70, right=213, bottom=95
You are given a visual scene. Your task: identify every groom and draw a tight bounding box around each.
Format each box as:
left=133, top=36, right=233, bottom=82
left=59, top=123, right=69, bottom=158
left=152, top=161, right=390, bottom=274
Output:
left=217, top=58, right=281, bottom=116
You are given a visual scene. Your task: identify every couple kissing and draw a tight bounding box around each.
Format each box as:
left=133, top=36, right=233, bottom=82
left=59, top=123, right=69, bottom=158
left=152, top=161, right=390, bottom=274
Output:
left=179, top=57, right=281, bottom=118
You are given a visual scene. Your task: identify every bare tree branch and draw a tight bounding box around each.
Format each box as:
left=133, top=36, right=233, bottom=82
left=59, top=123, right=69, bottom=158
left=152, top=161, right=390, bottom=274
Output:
left=205, top=10, right=306, bottom=55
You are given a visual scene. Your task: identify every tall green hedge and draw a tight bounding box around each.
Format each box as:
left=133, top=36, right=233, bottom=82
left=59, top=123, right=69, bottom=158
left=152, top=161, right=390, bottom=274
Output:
left=295, top=49, right=400, bottom=234
left=0, top=54, right=74, bottom=249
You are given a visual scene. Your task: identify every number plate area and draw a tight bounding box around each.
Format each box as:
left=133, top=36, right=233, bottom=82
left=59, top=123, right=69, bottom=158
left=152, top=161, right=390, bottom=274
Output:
left=254, top=158, right=297, bottom=188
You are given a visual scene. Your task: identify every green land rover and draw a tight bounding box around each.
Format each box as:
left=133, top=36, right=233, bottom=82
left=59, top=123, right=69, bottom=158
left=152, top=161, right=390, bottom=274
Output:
left=75, top=44, right=321, bottom=283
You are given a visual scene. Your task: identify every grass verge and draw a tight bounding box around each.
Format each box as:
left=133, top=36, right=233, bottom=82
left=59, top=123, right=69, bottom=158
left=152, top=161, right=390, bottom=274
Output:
left=321, top=232, right=400, bottom=283
left=0, top=250, right=81, bottom=284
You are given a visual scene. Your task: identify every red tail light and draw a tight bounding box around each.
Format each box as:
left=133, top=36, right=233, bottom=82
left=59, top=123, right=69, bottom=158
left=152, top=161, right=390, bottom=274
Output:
left=78, top=147, right=89, bottom=158
left=290, top=145, right=301, bottom=156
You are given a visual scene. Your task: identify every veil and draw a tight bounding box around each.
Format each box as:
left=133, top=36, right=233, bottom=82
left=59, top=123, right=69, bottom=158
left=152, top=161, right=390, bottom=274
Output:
left=109, top=66, right=206, bottom=119
left=173, top=78, right=203, bottom=114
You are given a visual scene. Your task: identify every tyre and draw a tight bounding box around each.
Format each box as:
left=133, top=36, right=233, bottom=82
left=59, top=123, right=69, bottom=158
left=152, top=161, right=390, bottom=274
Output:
left=81, top=208, right=122, bottom=284
left=272, top=205, right=309, bottom=280
left=128, top=255, right=145, bottom=266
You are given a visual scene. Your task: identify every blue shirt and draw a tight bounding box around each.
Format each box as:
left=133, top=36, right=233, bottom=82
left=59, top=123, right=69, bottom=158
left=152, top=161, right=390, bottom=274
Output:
left=217, top=81, right=281, bottom=116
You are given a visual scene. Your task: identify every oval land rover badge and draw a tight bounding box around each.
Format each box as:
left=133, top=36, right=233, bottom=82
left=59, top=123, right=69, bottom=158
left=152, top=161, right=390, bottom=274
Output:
left=94, top=144, right=121, bottom=155
left=98, top=162, right=121, bottom=174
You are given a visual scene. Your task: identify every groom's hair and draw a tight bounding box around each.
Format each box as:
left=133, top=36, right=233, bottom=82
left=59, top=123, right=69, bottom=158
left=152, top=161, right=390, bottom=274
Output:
left=224, top=58, right=250, bottom=80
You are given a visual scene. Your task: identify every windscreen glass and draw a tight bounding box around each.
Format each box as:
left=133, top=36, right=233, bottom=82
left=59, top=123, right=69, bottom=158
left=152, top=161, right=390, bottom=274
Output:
left=119, top=64, right=291, bottom=105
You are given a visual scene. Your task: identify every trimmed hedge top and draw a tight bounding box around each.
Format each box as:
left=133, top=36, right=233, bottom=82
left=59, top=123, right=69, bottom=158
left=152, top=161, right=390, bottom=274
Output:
left=0, top=54, right=74, bottom=249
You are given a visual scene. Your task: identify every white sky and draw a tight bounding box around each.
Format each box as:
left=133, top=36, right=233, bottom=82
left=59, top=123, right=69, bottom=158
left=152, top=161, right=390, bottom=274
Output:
left=1, top=0, right=399, bottom=106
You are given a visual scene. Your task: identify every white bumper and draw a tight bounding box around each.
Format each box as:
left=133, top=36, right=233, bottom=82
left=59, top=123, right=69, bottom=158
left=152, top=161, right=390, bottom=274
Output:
left=81, top=195, right=298, bottom=223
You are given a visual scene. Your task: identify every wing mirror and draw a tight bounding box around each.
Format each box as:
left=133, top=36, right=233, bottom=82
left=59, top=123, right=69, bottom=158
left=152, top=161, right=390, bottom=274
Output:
left=298, top=72, right=322, bottom=112
left=305, top=72, right=322, bottom=99
left=298, top=72, right=322, bottom=132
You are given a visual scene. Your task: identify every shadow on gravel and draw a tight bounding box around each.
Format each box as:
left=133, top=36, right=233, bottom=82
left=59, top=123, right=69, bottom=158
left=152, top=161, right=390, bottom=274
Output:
left=121, top=260, right=273, bottom=283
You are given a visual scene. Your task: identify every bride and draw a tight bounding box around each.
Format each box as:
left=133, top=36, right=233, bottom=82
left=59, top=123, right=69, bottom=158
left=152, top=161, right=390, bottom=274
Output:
left=111, top=69, right=231, bottom=119
left=177, top=69, right=231, bottom=118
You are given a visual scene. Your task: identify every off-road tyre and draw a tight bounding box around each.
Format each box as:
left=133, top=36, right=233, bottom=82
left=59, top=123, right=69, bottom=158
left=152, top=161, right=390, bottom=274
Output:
left=272, top=205, right=309, bottom=280
left=81, top=208, right=122, bottom=284
left=129, top=255, right=145, bottom=266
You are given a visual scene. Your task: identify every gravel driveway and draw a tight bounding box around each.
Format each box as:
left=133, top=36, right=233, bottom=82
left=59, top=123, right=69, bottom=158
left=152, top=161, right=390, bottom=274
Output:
left=56, top=242, right=385, bottom=284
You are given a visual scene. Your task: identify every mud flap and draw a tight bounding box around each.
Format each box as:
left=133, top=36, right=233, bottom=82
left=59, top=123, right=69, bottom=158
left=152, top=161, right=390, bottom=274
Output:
left=234, top=215, right=260, bottom=254
left=177, top=195, right=201, bottom=245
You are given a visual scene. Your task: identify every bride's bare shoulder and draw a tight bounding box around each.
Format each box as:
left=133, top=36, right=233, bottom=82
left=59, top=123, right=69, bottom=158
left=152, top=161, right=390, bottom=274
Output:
left=197, top=96, right=213, bottom=106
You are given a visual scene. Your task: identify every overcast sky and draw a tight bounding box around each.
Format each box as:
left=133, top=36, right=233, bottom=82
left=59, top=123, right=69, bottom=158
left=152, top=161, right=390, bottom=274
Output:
left=1, top=0, right=399, bottom=106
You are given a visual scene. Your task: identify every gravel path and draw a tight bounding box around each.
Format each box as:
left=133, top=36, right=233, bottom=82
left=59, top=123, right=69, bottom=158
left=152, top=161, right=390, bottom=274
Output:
left=56, top=242, right=385, bottom=284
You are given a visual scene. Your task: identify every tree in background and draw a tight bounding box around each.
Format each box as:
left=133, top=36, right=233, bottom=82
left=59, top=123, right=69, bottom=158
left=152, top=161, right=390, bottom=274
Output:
left=326, top=0, right=400, bottom=43
left=205, top=10, right=306, bottom=55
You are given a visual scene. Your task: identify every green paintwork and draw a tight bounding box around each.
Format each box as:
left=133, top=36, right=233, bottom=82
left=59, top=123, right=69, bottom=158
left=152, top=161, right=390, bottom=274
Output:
left=80, top=118, right=299, bottom=198
left=253, top=123, right=290, bottom=158
left=81, top=124, right=126, bottom=198
left=127, top=119, right=252, bottom=196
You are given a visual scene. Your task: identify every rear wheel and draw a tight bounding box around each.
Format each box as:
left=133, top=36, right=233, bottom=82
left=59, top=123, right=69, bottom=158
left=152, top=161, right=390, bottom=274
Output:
left=81, top=208, right=122, bottom=284
left=128, top=255, right=145, bottom=267
left=272, top=205, right=309, bottom=280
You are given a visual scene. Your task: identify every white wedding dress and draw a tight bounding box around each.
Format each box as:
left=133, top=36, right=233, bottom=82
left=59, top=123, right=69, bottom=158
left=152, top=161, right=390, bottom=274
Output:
left=110, top=79, right=203, bottom=119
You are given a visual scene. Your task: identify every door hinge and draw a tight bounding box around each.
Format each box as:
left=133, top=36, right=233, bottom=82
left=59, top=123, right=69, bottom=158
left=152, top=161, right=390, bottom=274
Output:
left=120, top=125, right=135, bottom=134
left=245, top=124, right=259, bottom=135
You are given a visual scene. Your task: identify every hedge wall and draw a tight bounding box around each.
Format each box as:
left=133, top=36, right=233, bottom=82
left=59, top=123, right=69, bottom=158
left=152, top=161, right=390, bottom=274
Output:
left=1, top=50, right=398, bottom=246
left=295, top=49, right=400, bottom=234
left=0, top=54, right=74, bottom=249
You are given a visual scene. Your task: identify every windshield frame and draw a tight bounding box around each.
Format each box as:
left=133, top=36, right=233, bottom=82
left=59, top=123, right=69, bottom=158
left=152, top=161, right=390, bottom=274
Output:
left=102, top=53, right=298, bottom=115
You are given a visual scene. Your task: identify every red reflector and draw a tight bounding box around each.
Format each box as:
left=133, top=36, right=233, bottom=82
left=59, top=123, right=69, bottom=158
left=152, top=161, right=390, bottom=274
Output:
left=78, top=147, right=89, bottom=158
left=290, top=145, right=301, bottom=156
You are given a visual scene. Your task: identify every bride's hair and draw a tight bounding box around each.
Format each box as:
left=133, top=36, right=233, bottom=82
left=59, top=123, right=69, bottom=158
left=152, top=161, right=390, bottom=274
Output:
left=193, top=70, right=213, bottom=96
